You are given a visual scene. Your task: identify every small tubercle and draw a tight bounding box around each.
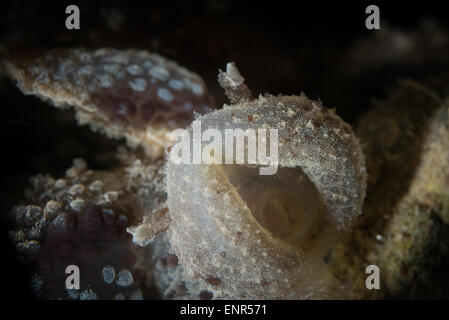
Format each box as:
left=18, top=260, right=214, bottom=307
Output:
left=218, top=62, right=254, bottom=104
left=127, top=207, right=171, bottom=246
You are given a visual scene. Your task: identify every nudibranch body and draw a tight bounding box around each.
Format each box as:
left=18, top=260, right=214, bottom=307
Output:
left=4, top=50, right=366, bottom=299
left=164, top=64, right=367, bottom=299
left=4, top=48, right=215, bottom=159
left=7, top=155, right=166, bottom=299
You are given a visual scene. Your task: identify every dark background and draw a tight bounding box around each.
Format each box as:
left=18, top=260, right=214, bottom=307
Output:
left=1, top=0, right=449, bottom=300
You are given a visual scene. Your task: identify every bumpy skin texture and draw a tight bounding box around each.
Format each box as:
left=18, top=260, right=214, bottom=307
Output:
left=166, top=93, right=366, bottom=299
left=4, top=48, right=215, bottom=158
left=8, top=152, right=166, bottom=299
left=3, top=50, right=368, bottom=299
left=6, top=46, right=448, bottom=300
